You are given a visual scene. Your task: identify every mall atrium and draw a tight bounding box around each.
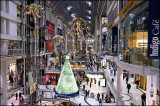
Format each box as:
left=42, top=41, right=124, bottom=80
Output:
left=0, top=0, right=159, bottom=106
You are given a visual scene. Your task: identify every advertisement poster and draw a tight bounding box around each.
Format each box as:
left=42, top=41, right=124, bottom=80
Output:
left=148, top=0, right=160, bottom=59
left=57, top=28, right=63, bottom=36
left=112, top=27, right=118, bottom=53
left=30, top=82, right=36, bottom=95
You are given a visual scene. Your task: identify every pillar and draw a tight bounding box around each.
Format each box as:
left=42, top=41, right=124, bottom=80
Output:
left=99, top=16, right=102, bottom=53
left=94, top=15, right=98, bottom=53
left=0, top=40, right=9, bottom=56
left=1, top=1, right=6, bottom=12
left=146, top=75, right=158, bottom=105
left=0, top=60, right=8, bottom=105
left=116, top=67, right=123, bottom=105
left=64, top=27, right=67, bottom=53
left=1, top=17, right=6, bottom=34
left=118, top=21, right=121, bottom=55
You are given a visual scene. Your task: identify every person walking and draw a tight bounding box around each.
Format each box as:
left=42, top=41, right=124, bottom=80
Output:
left=87, top=90, right=90, bottom=97
left=90, top=82, right=92, bottom=88
left=126, top=76, right=128, bottom=84
left=86, top=78, right=89, bottom=85
left=141, top=93, right=146, bottom=106
left=11, top=103, right=14, bottom=106
left=102, top=93, right=104, bottom=100
left=85, top=90, right=88, bottom=97
left=16, top=92, right=18, bottom=100
left=97, top=63, right=99, bottom=72
left=127, top=83, right=131, bottom=93
left=19, top=92, right=21, bottom=98
left=79, top=103, right=81, bottom=106
left=99, top=98, right=102, bottom=106
left=136, top=80, right=140, bottom=89
left=97, top=93, right=100, bottom=101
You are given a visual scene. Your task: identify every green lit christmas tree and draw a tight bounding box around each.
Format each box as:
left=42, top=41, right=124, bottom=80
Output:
left=56, top=58, right=78, bottom=95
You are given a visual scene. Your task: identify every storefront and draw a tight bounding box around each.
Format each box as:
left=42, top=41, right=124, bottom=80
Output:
left=119, top=1, right=159, bottom=69
left=45, top=73, right=60, bottom=85
left=86, top=73, right=106, bottom=87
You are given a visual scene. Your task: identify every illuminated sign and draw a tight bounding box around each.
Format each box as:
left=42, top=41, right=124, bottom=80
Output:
left=148, top=0, right=160, bottom=59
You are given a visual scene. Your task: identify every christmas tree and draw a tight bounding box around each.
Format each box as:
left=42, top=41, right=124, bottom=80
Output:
left=56, top=58, right=78, bottom=95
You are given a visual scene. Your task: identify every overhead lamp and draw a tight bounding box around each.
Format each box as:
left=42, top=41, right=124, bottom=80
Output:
left=87, top=16, right=91, bottom=19
left=88, top=21, right=91, bottom=23
left=67, top=6, right=72, bottom=11
left=88, top=10, right=91, bottom=14
left=86, top=1, right=92, bottom=6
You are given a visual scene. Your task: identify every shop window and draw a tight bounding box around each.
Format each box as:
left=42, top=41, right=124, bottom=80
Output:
left=119, top=1, right=159, bottom=69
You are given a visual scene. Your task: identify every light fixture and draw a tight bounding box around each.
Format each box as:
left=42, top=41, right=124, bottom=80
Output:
left=87, top=16, right=91, bottom=19
left=88, top=21, right=91, bottom=23
left=88, top=10, right=91, bottom=14
left=67, top=6, right=72, bottom=11
left=71, top=13, right=75, bottom=17
left=86, top=1, right=92, bottom=6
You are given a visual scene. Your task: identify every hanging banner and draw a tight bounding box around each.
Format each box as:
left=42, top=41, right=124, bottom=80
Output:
left=112, top=27, right=118, bottom=53
left=148, top=0, right=160, bottom=59
left=30, top=82, right=36, bottom=95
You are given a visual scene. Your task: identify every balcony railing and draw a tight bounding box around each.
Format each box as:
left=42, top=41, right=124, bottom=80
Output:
left=8, top=49, right=22, bottom=56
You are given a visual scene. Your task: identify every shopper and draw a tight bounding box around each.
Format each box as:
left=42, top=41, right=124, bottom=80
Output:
left=141, top=93, right=146, bottom=106
left=90, top=82, right=92, bottom=88
left=87, top=90, right=90, bottom=97
left=16, top=92, right=18, bottom=100
left=97, top=63, right=99, bottom=72
left=112, top=78, right=114, bottom=83
left=99, top=98, right=102, bottom=106
left=86, top=78, right=89, bottom=85
left=136, top=80, right=140, bottom=89
left=97, top=93, right=100, bottom=101
left=79, top=103, right=81, bottom=106
left=102, top=93, right=104, bottom=100
left=126, top=76, right=128, bottom=84
left=85, top=89, right=88, bottom=97
left=127, top=83, right=131, bottom=93
left=11, top=103, right=14, bottom=106
left=19, top=92, right=21, bottom=98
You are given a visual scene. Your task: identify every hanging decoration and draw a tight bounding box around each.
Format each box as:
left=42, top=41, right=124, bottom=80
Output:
left=24, top=3, right=46, bottom=36
left=68, top=14, right=91, bottom=52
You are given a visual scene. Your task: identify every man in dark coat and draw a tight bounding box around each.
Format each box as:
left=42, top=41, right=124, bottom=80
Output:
left=127, top=83, right=131, bottom=93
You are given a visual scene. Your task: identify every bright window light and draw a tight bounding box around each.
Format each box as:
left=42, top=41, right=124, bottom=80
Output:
left=88, top=10, right=91, bottom=14
left=67, top=6, right=72, bottom=11
left=86, top=1, right=92, bottom=6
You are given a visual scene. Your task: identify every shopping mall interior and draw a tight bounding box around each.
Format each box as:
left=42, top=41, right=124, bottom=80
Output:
left=0, top=0, right=159, bottom=106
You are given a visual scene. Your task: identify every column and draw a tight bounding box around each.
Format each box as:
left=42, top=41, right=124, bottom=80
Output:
left=118, top=21, right=121, bottom=55
left=116, top=67, right=123, bottom=105
left=146, top=75, right=158, bottom=105
left=1, top=0, right=6, bottom=12
left=99, top=16, right=102, bottom=53
left=64, top=27, right=67, bottom=53
left=94, top=15, right=98, bottom=53
left=0, top=60, right=8, bottom=105
left=1, top=18, right=6, bottom=34
left=0, top=40, right=9, bottom=56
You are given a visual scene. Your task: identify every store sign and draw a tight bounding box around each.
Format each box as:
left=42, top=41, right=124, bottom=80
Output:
left=30, top=82, right=36, bottom=95
left=46, top=20, right=55, bottom=39
left=148, top=0, right=160, bottom=59
left=112, top=27, right=118, bottom=53
left=102, top=17, right=108, bottom=25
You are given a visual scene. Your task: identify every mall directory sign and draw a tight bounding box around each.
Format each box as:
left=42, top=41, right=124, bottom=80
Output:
left=148, top=0, right=160, bottom=59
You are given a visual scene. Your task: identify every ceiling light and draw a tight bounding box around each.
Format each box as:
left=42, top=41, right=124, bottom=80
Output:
left=88, top=10, right=91, bottom=14
left=88, top=21, right=91, bottom=23
left=87, top=16, right=91, bottom=19
left=50, top=9, right=51, bottom=11
left=71, top=13, right=75, bottom=17
left=67, top=6, right=72, bottom=11
left=86, top=1, right=92, bottom=6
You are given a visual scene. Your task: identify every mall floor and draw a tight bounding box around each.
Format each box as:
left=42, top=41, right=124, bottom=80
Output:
left=7, top=64, right=146, bottom=106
